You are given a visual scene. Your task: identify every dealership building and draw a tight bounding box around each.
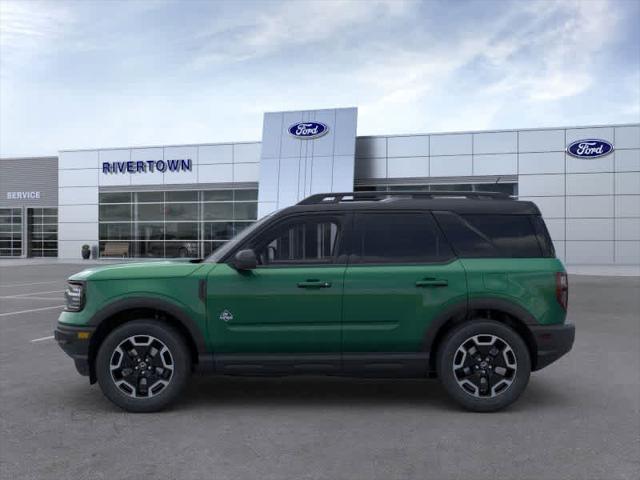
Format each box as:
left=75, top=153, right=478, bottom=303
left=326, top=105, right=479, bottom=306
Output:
left=1, top=107, right=639, bottom=265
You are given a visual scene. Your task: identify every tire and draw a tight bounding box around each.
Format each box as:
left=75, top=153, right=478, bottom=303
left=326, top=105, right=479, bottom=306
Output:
left=436, top=320, right=531, bottom=412
left=96, top=320, right=191, bottom=412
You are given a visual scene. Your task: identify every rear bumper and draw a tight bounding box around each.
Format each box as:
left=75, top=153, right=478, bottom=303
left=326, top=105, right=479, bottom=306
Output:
left=530, top=323, right=575, bottom=371
left=54, top=323, right=95, bottom=377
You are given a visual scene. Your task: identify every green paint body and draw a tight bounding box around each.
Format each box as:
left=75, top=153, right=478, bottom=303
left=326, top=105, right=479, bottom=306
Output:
left=59, top=257, right=566, bottom=354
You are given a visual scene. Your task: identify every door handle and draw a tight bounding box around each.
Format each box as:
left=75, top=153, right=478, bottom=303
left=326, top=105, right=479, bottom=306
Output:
left=415, top=278, right=448, bottom=288
left=297, top=280, right=332, bottom=289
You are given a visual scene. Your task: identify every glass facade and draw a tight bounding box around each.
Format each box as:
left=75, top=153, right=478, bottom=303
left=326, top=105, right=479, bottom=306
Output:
left=27, top=208, right=58, bottom=257
left=98, top=188, right=258, bottom=258
left=0, top=208, right=23, bottom=257
left=355, top=182, right=518, bottom=197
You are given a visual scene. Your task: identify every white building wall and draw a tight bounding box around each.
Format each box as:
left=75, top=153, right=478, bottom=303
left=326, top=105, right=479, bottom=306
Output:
left=354, top=124, right=640, bottom=265
left=58, top=141, right=260, bottom=259
left=57, top=150, right=100, bottom=259
left=56, top=121, right=639, bottom=265
left=257, top=107, right=358, bottom=217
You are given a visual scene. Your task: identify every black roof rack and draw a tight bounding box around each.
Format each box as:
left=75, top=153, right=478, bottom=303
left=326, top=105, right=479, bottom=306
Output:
left=297, top=191, right=512, bottom=205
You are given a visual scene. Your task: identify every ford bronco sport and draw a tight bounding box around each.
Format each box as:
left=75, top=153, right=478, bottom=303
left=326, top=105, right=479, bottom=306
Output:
left=55, top=191, right=574, bottom=412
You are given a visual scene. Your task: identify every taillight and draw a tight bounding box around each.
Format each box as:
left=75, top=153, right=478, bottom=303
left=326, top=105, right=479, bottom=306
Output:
left=556, top=272, right=568, bottom=310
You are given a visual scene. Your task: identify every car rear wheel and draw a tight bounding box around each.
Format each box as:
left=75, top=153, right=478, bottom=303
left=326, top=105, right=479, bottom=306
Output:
left=437, top=320, right=531, bottom=412
left=96, top=320, right=191, bottom=412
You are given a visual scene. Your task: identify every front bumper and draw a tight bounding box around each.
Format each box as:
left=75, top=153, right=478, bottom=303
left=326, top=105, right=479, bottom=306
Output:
left=54, top=323, right=95, bottom=377
left=530, top=323, right=575, bottom=371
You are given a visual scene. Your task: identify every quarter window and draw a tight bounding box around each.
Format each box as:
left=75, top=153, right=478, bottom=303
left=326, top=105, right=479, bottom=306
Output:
left=353, top=212, right=453, bottom=264
left=435, top=212, right=546, bottom=258
left=463, top=214, right=542, bottom=257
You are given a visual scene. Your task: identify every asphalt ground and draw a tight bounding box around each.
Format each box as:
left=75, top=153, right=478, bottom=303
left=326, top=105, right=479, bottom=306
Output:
left=0, top=263, right=638, bottom=480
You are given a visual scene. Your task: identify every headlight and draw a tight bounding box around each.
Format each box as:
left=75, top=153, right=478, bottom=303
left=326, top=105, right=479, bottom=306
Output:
left=64, top=282, right=85, bottom=312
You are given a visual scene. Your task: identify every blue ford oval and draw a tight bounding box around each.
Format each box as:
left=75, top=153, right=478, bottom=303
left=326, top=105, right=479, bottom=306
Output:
left=567, top=139, right=614, bottom=158
left=288, top=122, right=329, bottom=139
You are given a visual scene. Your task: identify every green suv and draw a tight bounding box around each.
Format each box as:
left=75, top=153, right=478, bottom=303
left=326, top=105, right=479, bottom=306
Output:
left=55, top=191, right=574, bottom=412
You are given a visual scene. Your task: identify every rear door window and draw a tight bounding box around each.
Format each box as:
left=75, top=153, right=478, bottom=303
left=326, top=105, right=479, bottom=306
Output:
left=434, top=212, right=547, bottom=258
left=352, top=212, right=453, bottom=264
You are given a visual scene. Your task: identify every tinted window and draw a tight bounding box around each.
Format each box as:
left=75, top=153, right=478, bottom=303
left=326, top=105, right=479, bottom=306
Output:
left=166, top=191, right=198, bottom=202
left=430, top=184, right=472, bottom=192
left=253, top=217, right=341, bottom=265
left=234, top=189, right=258, bottom=201
left=165, top=203, right=198, bottom=221
left=135, top=203, right=164, bottom=221
left=435, top=212, right=544, bottom=258
left=99, top=192, right=132, bottom=204
left=354, top=213, right=453, bottom=264
left=234, top=203, right=257, bottom=220
left=99, top=204, right=131, bottom=221
left=203, top=190, right=233, bottom=201
left=136, top=192, right=163, bottom=203
left=474, top=183, right=517, bottom=196
left=203, top=203, right=233, bottom=220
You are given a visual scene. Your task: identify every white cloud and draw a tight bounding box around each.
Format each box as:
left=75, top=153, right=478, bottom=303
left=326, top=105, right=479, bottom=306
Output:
left=356, top=0, right=623, bottom=134
left=0, top=0, right=637, bottom=156
left=191, top=0, right=409, bottom=67
left=481, top=0, right=618, bottom=102
left=0, top=0, right=73, bottom=66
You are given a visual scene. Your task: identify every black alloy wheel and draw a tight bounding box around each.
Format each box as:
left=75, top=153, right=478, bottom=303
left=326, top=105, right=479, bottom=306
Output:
left=96, top=320, right=190, bottom=412
left=437, top=320, right=531, bottom=412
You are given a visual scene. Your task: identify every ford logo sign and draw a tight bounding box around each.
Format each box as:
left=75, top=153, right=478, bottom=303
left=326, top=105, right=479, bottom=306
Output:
left=567, top=139, right=613, bottom=159
left=288, top=122, right=329, bottom=139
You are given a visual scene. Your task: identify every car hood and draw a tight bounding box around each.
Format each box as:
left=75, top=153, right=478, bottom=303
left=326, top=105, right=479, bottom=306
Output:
left=69, top=260, right=206, bottom=281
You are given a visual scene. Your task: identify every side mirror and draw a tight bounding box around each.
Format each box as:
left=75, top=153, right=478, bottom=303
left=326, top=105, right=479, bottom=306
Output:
left=233, top=249, right=257, bottom=270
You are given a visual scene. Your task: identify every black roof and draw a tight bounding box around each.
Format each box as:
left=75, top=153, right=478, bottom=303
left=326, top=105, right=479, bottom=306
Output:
left=278, top=191, right=541, bottom=216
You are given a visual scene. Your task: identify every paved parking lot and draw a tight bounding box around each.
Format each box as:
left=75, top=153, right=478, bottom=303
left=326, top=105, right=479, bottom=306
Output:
left=0, top=262, right=639, bottom=480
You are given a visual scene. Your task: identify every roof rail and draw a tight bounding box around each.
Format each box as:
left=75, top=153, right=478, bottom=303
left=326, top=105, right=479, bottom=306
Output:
left=297, top=191, right=512, bottom=205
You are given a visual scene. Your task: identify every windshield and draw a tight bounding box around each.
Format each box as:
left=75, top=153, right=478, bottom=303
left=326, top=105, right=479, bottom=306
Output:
left=206, top=213, right=275, bottom=263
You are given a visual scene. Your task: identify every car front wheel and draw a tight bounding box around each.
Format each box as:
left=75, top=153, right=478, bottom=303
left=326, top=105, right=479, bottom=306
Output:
left=437, top=320, right=531, bottom=412
left=95, top=320, right=191, bottom=412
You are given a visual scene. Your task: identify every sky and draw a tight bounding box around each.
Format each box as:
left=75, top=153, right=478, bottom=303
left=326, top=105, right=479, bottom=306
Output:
left=0, top=0, right=638, bottom=157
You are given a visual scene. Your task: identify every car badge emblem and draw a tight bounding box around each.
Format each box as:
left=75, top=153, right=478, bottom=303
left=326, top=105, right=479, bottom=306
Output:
left=219, top=309, right=234, bottom=322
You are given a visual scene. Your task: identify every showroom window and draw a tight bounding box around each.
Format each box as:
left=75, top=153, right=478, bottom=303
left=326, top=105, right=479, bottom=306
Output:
left=99, top=188, right=258, bottom=258
left=354, top=182, right=518, bottom=197
left=27, top=208, right=58, bottom=257
left=0, top=208, right=23, bottom=257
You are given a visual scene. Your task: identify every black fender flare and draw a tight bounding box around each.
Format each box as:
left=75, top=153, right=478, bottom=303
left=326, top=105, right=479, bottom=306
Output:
left=87, top=296, right=208, bottom=355
left=422, top=300, right=468, bottom=353
left=423, top=297, right=538, bottom=354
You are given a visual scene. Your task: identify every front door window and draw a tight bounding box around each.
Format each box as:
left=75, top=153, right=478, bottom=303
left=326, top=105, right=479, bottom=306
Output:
left=255, top=219, right=339, bottom=266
